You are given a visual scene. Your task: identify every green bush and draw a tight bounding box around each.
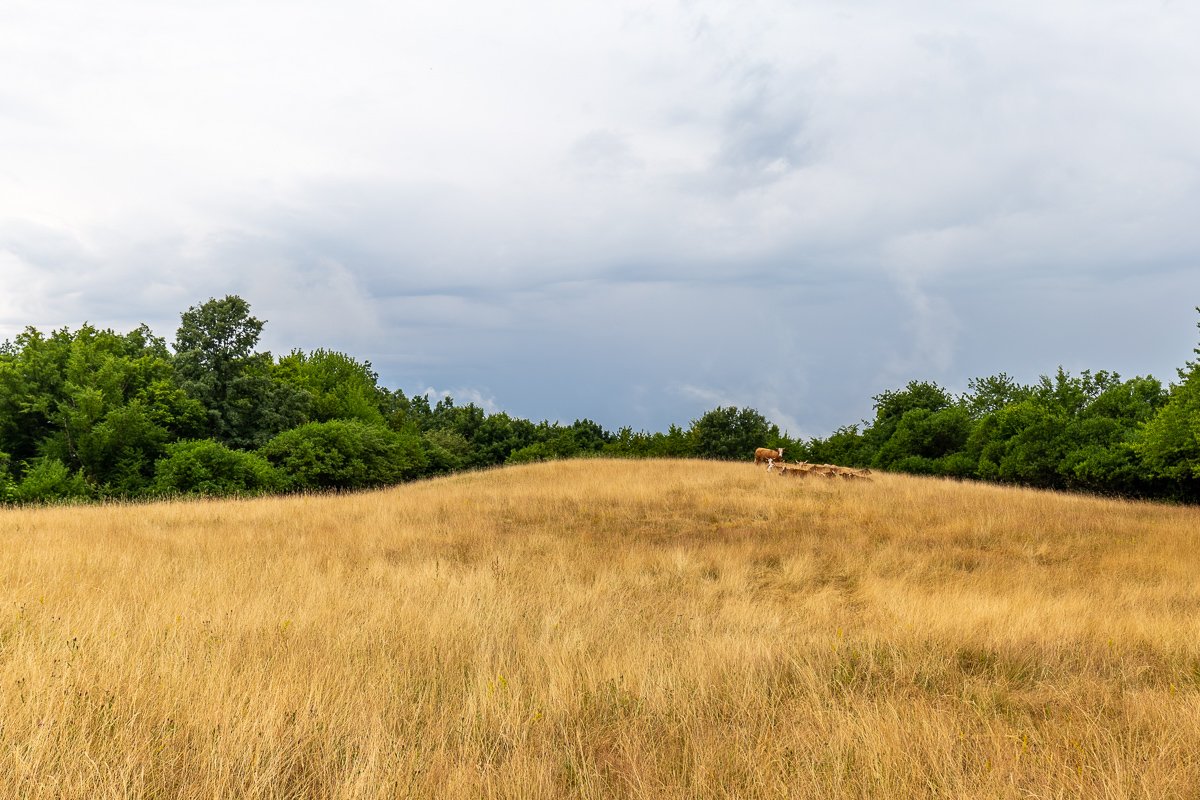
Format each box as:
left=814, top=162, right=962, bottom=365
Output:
left=13, top=458, right=92, bottom=503
left=0, top=451, right=15, bottom=502
left=259, top=419, right=426, bottom=491
left=152, top=439, right=284, bottom=497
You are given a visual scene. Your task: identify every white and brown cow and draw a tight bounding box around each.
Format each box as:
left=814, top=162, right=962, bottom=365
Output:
left=754, top=447, right=785, bottom=466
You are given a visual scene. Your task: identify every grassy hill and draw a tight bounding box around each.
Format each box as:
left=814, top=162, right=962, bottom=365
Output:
left=3, top=459, right=1199, bottom=798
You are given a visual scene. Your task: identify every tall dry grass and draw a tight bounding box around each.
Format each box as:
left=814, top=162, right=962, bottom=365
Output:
left=2, top=459, right=1199, bottom=798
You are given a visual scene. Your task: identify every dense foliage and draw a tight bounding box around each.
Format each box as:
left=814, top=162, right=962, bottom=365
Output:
left=795, top=359, right=1197, bottom=502
left=1, top=296, right=1198, bottom=503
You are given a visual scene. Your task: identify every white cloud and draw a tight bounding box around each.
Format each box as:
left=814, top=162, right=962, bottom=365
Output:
left=420, top=386, right=501, bottom=416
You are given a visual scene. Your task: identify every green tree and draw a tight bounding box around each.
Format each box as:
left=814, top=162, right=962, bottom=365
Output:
left=465, top=412, right=536, bottom=467
left=0, top=323, right=202, bottom=495
left=1032, top=368, right=1122, bottom=417
left=275, top=348, right=386, bottom=425
left=969, top=398, right=1068, bottom=487
left=506, top=418, right=610, bottom=464
left=1133, top=373, right=1200, bottom=486
left=1133, top=313, right=1200, bottom=495
left=431, top=397, right=487, bottom=444
left=866, top=381, right=955, bottom=454
left=383, top=390, right=432, bottom=432
left=960, top=369, right=1164, bottom=492
left=605, top=425, right=694, bottom=458
left=420, top=429, right=470, bottom=474
left=1060, top=376, right=1166, bottom=495
left=174, top=295, right=264, bottom=393
left=689, top=407, right=780, bottom=460
left=173, top=296, right=307, bottom=448
left=658, top=424, right=693, bottom=457
left=963, top=373, right=1031, bottom=418
left=565, top=419, right=610, bottom=453
left=874, top=406, right=973, bottom=474
left=0, top=327, right=73, bottom=468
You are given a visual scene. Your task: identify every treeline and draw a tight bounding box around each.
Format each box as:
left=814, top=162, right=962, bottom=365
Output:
left=0, top=296, right=787, bottom=503
left=794, top=314, right=1200, bottom=503
left=2, top=296, right=1198, bottom=504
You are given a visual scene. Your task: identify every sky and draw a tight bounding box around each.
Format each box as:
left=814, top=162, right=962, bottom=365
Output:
left=2, top=0, right=1198, bottom=437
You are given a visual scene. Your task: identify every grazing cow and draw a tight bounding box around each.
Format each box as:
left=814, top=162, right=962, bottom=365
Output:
left=811, top=464, right=872, bottom=481
left=833, top=465, right=872, bottom=479
left=754, top=447, right=785, bottom=466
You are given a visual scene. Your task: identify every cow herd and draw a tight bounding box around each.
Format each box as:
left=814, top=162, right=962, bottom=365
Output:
left=753, top=447, right=872, bottom=481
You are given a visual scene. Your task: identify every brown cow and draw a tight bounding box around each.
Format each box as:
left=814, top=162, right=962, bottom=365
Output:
left=754, top=447, right=785, bottom=466
left=832, top=465, right=873, bottom=480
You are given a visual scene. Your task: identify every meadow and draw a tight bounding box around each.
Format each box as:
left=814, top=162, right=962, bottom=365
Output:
left=2, top=459, right=1199, bottom=798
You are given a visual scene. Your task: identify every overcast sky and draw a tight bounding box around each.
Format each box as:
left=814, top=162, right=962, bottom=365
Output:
left=2, top=0, right=1198, bottom=436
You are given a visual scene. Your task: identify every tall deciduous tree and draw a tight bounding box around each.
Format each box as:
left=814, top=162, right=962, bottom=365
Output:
left=690, top=406, right=779, bottom=460
left=173, top=296, right=307, bottom=448
left=275, top=348, right=385, bottom=425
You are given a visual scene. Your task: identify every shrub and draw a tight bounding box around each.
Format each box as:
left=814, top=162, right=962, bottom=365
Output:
left=507, top=441, right=560, bottom=464
left=13, top=458, right=92, bottom=503
left=152, top=439, right=284, bottom=497
left=259, top=420, right=426, bottom=491
left=0, top=451, right=15, bottom=503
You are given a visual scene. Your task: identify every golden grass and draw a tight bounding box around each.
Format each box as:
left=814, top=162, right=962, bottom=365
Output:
left=2, top=459, right=1200, bottom=798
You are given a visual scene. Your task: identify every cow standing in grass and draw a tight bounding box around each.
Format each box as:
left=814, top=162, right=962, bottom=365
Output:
left=754, top=447, right=785, bottom=467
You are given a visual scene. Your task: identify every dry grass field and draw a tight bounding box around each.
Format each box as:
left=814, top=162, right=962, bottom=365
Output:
left=2, top=459, right=1200, bottom=799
